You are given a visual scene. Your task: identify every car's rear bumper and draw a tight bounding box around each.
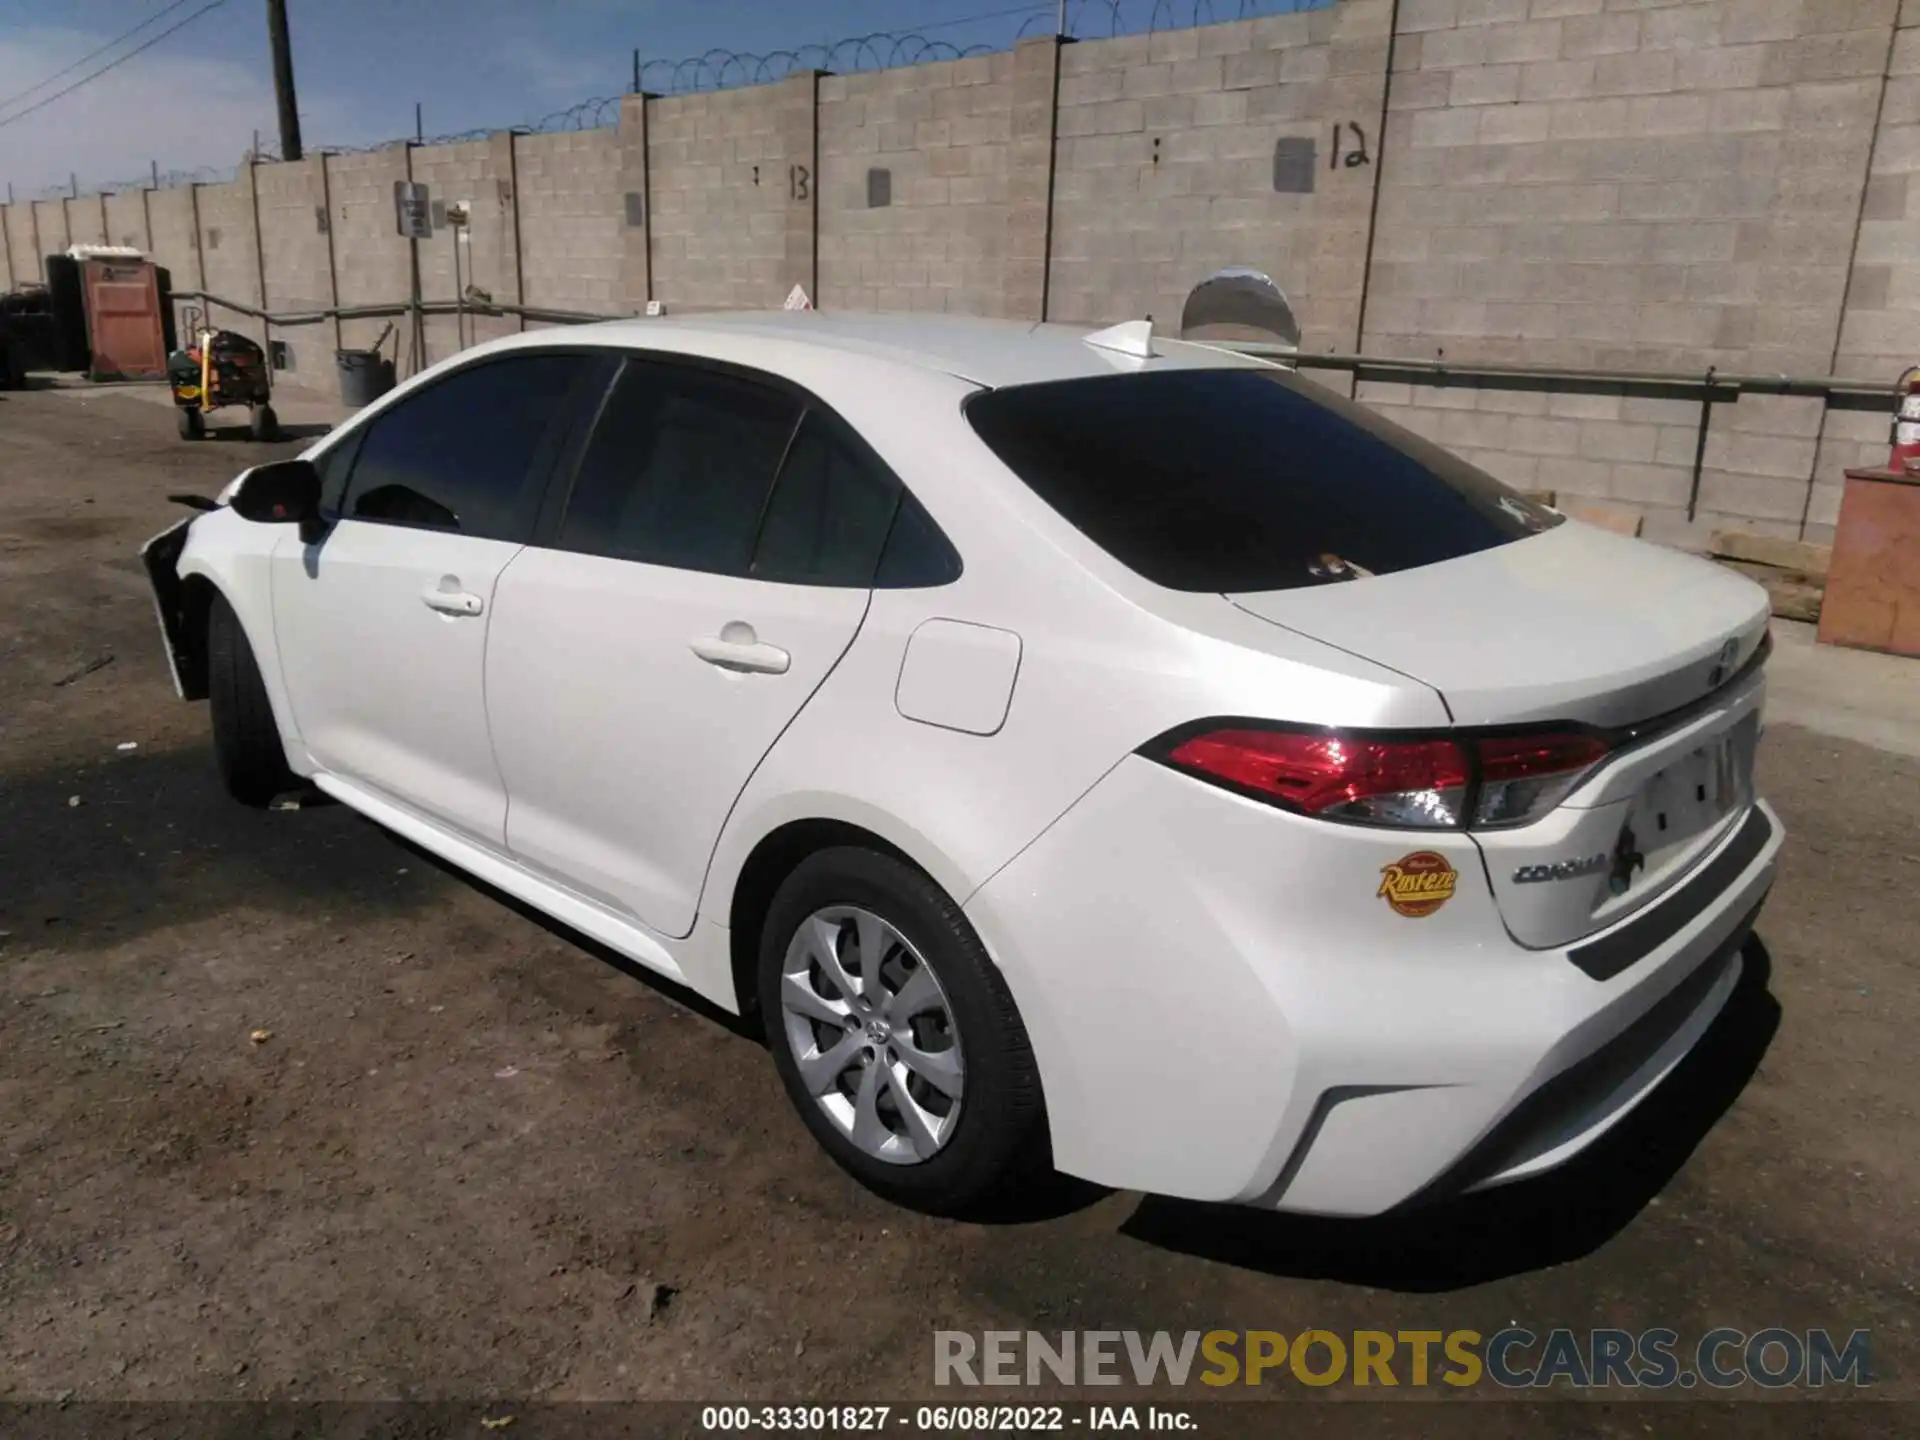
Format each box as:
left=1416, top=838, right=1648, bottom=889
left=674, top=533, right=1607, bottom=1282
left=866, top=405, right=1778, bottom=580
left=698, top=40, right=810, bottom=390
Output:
left=964, top=755, right=1782, bottom=1216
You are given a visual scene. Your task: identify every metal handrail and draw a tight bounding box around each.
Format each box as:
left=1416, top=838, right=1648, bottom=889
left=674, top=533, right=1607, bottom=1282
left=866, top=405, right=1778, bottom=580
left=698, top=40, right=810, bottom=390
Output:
left=168, top=289, right=1893, bottom=531
left=1222, top=343, right=1893, bottom=531
left=169, top=289, right=618, bottom=329
left=168, top=289, right=1896, bottom=402
left=1228, top=343, right=1892, bottom=402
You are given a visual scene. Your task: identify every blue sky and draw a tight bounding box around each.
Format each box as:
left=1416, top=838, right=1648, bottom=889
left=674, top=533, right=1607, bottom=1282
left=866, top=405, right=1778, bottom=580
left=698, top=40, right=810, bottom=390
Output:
left=0, top=1, right=1322, bottom=196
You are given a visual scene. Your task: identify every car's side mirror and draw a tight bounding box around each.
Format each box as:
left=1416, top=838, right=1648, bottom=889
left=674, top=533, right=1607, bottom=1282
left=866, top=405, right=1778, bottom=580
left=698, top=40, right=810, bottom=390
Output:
left=229, top=459, right=325, bottom=543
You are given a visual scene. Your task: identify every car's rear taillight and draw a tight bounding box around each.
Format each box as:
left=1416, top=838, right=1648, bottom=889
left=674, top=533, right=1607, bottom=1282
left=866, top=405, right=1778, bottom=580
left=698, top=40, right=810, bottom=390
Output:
left=1471, top=731, right=1610, bottom=827
left=1165, top=729, right=1471, bottom=828
left=1151, top=724, right=1611, bottom=830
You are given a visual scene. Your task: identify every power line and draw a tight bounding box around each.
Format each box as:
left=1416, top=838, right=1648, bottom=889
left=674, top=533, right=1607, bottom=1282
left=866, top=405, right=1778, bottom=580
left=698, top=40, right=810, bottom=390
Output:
left=0, top=0, right=200, bottom=118
left=908, top=3, right=1055, bottom=35
left=0, top=0, right=230, bottom=133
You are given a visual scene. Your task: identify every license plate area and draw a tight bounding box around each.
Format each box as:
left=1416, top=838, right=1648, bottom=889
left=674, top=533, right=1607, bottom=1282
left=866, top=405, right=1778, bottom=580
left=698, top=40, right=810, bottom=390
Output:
left=1468, top=672, right=1766, bottom=949
left=1610, top=711, right=1758, bottom=907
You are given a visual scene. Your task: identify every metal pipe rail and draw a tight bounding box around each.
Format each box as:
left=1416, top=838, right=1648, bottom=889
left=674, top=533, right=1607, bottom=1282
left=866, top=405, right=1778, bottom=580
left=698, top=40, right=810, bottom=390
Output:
left=171, top=288, right=1894, bottom=400
left=1245, top=345, right=1893, bottom=531
left=169, top=289, right=616, bottom=329
left=169, top=289, right=1894, bottom=530
left=1221, top=340, right=1892, bottom=402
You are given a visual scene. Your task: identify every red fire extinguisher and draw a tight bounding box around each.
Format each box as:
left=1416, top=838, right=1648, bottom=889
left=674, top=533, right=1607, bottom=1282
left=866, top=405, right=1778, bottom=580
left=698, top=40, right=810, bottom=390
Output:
left=1890, top=365, right=1920, bottom=473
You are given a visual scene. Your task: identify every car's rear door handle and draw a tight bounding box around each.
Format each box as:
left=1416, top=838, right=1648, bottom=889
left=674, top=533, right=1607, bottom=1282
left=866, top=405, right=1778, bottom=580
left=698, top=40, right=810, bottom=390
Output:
left=691, top=625, right=789, bottom=674
left=421, top=586, right=484, bottom=617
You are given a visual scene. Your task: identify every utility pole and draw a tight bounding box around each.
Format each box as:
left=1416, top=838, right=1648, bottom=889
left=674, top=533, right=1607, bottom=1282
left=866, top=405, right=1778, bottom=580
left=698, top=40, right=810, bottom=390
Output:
left=267, top=0, right=303, bottom=161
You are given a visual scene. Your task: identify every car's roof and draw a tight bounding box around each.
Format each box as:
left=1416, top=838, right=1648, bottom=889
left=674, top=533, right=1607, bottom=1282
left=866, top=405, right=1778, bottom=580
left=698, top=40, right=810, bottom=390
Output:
left=514, top=310, right=1271, bottom=390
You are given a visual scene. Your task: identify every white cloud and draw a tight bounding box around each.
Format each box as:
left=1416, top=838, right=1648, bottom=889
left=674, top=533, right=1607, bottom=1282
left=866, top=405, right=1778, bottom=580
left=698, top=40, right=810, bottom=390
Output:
left=0, top=27, right=346, bottom=196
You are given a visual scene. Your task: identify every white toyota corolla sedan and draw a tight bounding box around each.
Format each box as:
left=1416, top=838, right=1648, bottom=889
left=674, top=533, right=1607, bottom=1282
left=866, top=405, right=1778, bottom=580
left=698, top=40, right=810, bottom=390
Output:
left=143, top=310, right=1782, bottom=1217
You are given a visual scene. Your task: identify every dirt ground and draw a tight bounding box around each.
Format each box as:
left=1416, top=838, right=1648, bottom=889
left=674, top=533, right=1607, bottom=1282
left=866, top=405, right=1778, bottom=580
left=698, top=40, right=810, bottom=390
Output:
left=1, top=383, right=1916, bottom=1435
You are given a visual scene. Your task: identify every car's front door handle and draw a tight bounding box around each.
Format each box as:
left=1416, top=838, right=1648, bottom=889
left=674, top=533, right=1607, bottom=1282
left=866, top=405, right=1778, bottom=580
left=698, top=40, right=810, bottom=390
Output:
left=421, top=586, right=484, bottom=617
left=691, top=625, right=789, bottom=674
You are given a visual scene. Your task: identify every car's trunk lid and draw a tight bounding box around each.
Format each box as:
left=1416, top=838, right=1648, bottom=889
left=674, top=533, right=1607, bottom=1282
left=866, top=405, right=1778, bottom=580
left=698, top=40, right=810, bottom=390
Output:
left=1226, top=522, right=1771, bottom=729
left=1229, top=522, right=1774, bottom=948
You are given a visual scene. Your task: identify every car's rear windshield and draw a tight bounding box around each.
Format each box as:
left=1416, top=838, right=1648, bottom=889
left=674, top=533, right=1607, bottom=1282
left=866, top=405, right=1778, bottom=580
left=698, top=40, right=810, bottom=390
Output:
left=963, top=367, right=1561, bottom=593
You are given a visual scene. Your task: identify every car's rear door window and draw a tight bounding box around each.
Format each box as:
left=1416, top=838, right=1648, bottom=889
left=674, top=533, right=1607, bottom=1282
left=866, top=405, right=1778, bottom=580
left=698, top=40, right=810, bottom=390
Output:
left=964, top=368, right=1561, bottom=593
left=558, top=359, right=802, bottom=575
left=340, top=353, right=596, bottom=543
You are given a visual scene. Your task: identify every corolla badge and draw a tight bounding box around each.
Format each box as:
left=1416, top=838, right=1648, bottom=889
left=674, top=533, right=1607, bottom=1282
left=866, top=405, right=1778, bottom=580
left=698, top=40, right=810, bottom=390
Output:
left=1513, top=854, right=1608, bottom=884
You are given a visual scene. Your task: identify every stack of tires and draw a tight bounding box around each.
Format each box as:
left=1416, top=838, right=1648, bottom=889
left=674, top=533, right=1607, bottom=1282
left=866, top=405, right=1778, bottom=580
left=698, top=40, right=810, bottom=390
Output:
left=0, top=287, right=54, bottom=389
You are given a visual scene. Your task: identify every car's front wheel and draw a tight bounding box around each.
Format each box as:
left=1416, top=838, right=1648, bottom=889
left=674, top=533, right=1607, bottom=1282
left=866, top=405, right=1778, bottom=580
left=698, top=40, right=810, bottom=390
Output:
left=759, top=846, right=1048, bottom=1216
left=207, top=592, right=296, bottom=806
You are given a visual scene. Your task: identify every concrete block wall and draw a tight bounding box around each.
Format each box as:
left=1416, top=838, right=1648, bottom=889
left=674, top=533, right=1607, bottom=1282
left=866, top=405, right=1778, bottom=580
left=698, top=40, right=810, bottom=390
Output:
left=1049, top=2, right=1392, bottom=356
left=66, top=195, right=108, bottom=249
left=649, top=82, right=804, bottom=311
left=254, top=158, right=333, bottom=381
left=1362, top=0, right=1899, bottom=543
left=778, top=73, right=820, bottom=304
left=616, top=97, right=653, bottom=310
left=1817, top=0, right=1920, bottom=540
left=325, top=147, right=411, bottom=361
left=515, top=128, right=624, bottom=316
left=3, top=199, right=35, bottom=284
left=408, top=138, right=517, bottom=362
left=144, top=186, right=202, bottom=299
left=193, top=176, right=266, bottom=354
left=817, top=50, right=1020, bottom=314
left=32, top=200, right=69, bottom=270
left=7, top=0, right=1919, bottom=542
left=102, top=191, right=151, bottom=252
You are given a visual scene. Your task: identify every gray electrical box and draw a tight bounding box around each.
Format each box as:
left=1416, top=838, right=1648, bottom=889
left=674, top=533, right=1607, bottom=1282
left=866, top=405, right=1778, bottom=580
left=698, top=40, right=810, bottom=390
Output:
left=1272, top=137, right=1316, bottom=195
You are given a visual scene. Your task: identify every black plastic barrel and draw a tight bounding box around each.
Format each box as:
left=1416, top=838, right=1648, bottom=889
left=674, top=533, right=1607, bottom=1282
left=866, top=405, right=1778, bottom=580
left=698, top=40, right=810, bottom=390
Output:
left=336, top=348, right=395, bottom=407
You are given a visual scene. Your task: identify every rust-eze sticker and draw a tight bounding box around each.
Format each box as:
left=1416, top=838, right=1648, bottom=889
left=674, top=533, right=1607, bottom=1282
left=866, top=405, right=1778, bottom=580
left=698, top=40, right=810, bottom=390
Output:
left=1378, top=851, right=1458, bottom=917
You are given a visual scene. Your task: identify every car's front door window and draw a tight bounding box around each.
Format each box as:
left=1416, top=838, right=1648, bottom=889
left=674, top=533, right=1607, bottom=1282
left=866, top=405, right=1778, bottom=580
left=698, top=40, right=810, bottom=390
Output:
left=340, top=353, right=597, bottom=543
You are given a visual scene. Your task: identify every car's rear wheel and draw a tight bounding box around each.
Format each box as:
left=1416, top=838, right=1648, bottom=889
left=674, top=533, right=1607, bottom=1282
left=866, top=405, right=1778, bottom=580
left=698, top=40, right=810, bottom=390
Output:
left=759, top=846, right=1048, bottom=1215
left=207, top=592, right=295, bottom=806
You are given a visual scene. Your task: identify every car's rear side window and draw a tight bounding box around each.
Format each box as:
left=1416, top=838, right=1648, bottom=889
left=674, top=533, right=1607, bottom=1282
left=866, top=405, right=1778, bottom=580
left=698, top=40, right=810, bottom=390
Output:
left=750, top=410, right=901, bottom=588
left=559, top=360, right=801, bottom=575
left=964, top=368, right=1561, bottom=593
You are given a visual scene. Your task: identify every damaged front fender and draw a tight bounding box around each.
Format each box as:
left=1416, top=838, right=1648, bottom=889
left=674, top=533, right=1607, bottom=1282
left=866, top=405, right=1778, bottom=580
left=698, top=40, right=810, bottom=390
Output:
left=140, top=514, right=208, bottom=700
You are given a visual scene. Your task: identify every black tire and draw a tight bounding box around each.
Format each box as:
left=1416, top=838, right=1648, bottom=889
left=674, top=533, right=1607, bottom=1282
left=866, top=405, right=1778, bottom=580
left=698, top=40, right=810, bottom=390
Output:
left=250, top=403, right=280, bottom=442
left=758, top=846, right=1049, bottom=1216
left=207, top=592, right=295, bottom=806
left=177, top=406, right=204, bottom=440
